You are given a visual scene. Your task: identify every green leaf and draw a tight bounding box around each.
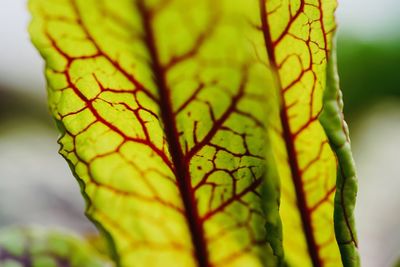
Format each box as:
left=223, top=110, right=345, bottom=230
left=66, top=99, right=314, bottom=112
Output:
left=319, top=40, right=359, bottom=267
left=257, top=1, right=360, bottom=266
left=0, top=227, right=110, bottom=267
left=29, top=0, right=358, bottom=266
left=29, top=1, right=281, bottom=266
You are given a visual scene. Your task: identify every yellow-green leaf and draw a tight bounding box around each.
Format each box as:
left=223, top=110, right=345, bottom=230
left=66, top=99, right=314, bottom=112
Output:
left=29, top=0, right=359, bottom=266
left=0, top=227, right=109, bottom=267
left=257, top=0, right=358, bottom=266
left=29, top=0, right=281, bottom=266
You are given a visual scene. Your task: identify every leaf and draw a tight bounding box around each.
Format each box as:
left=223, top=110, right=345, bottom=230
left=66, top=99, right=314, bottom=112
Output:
left=0, top=227, right=110, bottom=267
left=29, top=1, right=282, bottom=266
left=29, top=0, right=358, bottom=266
left=258, top=1, right=358, bottom=266
left=319, top=44, right=359, bottom=266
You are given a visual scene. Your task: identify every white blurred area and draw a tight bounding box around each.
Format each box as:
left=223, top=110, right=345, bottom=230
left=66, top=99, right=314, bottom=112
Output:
left=0, top=0, right=45, bottom=96
left=0, top=0, right=95, bottom=233
left=0, top=0, right=399, bottom=266
left=337, top=0, right=400, bottom=40
left=351, top=102, right=400, bottom=267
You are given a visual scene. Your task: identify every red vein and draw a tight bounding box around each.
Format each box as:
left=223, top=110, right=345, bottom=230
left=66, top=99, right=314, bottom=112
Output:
left=273, top=0, right=305, bottom=46
left=309, top=186, right=335, bottom=213
left=175, top=83, right=205, bottom=114
left=259, top=1, right=322, bottom=266
left=46, top=32, right=173, bottom=170
left=136, top=2, right=209, bottom=266
left=186, top=73, right=247, bottom=160
left=202, top=178, right=262, bottom=221
left=339, top=166, right=357, bottom=246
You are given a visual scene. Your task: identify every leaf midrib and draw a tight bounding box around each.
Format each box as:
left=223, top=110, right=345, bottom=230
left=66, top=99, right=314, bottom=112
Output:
left=136, top=2, right=210, bottom=267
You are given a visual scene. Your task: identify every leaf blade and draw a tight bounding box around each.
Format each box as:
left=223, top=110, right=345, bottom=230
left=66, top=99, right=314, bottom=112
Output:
left=29, top=1, right=281, bottom=266
left=258, top=0, right=349, bottom=266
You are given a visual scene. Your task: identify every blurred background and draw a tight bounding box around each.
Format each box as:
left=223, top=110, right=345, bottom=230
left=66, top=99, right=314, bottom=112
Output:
left=0, top=0, right=399, bottom=266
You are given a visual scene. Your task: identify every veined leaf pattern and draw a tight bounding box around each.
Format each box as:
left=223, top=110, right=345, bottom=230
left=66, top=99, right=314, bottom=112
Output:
left=256, top=0, right=356, bottom=266
left=29, top=0, right=358, bottom=266
left=29, top=0, right=279, bottom=266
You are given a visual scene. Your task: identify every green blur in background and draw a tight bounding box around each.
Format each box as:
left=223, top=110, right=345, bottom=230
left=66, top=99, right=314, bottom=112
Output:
left=339, top=37, right=400, bottom=117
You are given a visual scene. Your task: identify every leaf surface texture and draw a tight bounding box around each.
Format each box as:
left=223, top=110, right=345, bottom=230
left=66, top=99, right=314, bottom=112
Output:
left=30, top=1, right=279, bottom=266
left=257, top=1, right=358, bottom=266
left=29, top=0, right=359, bottom=266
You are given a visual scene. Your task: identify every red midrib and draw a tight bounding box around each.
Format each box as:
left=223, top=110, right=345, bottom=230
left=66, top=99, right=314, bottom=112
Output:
left=137, top=2, right=209, bottom=267
left=259, top=1, right=322, bottom=266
